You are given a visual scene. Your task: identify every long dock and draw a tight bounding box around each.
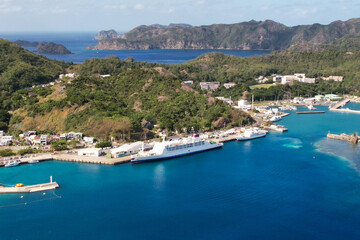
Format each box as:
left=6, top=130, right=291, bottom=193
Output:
left=53, top=154, right=131, bottom=165
left=330, top=108, right=360, bottom=114
left=330, top=99, right=350, bottom=109
left=1, top=153, right=131, bottom=167
left=296, top=111, right=325, bottom=114
left=0, top=182, right=59, bottom=193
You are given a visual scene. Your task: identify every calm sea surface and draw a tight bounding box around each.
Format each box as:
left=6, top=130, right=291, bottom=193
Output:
left=0, top=32, right=271, bottom=64
left=0, top=105, right=360, bottom=240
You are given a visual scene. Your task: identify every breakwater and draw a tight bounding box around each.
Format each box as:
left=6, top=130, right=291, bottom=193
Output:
left=327, top=132, right=359, bottom=144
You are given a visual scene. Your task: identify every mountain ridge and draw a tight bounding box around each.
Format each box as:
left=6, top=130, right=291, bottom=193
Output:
left=89, top=18, right=360, bottom=51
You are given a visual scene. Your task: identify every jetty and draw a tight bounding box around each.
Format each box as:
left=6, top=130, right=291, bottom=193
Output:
left=330, top=108, right=360, bottom=114
left=0, top=177, right=59, bottom=193
left=296, top=111, right=325, bottom=114
left=327, top=132, right=359, bottom=144
left=53, top=153, right=131, bottom=165
left=330, top=99, right=350, bottom=109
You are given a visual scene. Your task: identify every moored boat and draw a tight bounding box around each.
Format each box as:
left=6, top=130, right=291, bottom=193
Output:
left=4, top=160, right=21, bottom=167
left=236, top=128, right=267, bottom=141
left=28, top=159, right=39, bottom=164
left=270, top=115, right=282, bottom=122
left=131, top=136, right=223, bottom=163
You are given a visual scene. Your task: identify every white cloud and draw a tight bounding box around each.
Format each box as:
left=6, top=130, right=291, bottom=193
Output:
left=195, top=0, right=205, bottom=5
left=134, top=3, right=144, bottom=10
left=104, top=4, right=127, bottom=10
left=50, top=8, right=67, bottom=14
left=168, top=7, right=175, bottom=13
left=0, top=0, right=22, bottom=13
left=291, top=7, right=318, bottom=17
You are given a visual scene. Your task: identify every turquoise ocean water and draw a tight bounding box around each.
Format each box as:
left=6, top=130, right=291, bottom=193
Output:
left=1, top=105, right=360, bottom=240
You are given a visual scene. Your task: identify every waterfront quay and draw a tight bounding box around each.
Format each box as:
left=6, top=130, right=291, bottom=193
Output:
left=54, top=153, right=131, bottom=165
left=0, top=153, right=131, bottom=167
left=0, top=181, right=59, bottom=193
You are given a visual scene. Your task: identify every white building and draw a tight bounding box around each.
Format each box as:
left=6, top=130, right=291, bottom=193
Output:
left=83, top=137, right=95, bottom=144
left=293, top=97, right=304, bottom=103
left=235, top=99, right=252, bottom=111
left=40, top=135, right=49, bottom=145
left=78, top=148, right=103, bottom=157
left=321, top=76, right=344, bottom=82
left=280, top=73, right=315, bottom=84
left=0, top=131, right=4, bottom=136
left=0, top=136, right=13, bottom=146
left=67, top=132, right=83, bottom=140
left=183, top=81, right=193, bottom=85
left=200, top=82, right=220, bottom=90
left=303, top=97, right=317, bottom=104
left=111, top=142, right=153, bottom=157
left=59, top=73, right=76, bottom=79
left=60, top=133, right=67, bottom=141
left=257, top=76, right=269, bottom=83
left=215, top=97, right=234, bottom=105
left=273, top=75, right=283, bottom=83
left=224, top=82, right=236, bottom=89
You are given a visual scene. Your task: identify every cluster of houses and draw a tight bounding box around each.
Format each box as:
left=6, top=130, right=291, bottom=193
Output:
left=59, top=73, right=76, bottom=79
left=293, top=94, right=342, bottom=103
left=216, top=93, right=342, bottom=112
left=199, top=82, right=237, bottom=90
left=257, top=74, right=344, bottom=85
left=25, top=80, right=61, bottom=91
left=0, top=130, right=96, bottom=147
left=182, top=81, right=237, bottom=90
left=272, top=73, right=316, bottom=84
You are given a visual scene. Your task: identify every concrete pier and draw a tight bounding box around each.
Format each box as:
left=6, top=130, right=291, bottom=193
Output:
left=296, top=111, right=325, bottom=114
left=53, top=154, right=131, bottom=165
left=327, top=132, right=359, bottom=144
left=0, top=182, right=59, bottom=193
left=330, top=108, right=360, bottom=114
left=330, top=99, right=350, bottom=109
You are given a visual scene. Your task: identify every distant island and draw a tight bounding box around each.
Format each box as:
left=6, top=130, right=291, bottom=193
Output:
left=36, top=42, right=72, bottom=54
left=14, top=40, right=72, bottom=54
left=88, top=18, right=360, bottom=51
left=14, top=40, right=39, bottom=47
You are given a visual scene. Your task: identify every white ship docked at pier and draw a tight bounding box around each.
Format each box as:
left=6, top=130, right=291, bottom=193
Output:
left=236, top=128, right=267, bottom=141
left=131, top=136, right=223, bottom=163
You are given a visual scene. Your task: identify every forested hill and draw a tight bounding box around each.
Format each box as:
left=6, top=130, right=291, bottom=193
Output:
left=0, top=39, right=67, bottom=93
left=90, top=18, right=360, bottom=51
left=6, top=57, right=252, bottom=138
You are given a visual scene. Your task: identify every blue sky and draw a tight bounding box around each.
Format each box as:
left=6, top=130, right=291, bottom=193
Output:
left=0, top=0, right=359, bottom=32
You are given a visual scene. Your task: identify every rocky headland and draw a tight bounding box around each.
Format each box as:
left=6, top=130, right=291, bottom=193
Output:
left=88, top=18, right=360, bottom=51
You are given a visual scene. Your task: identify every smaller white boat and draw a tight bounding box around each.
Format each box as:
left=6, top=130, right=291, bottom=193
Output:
left=236, top=128, right=267, bottom=141
left=270, top=115, right=282, bottom=122
left=28, top=159, right=39, bottom=164
left=269, top=124, right=288, bottom=132
left=307, top=104, right=316, bottom=110
left=5, top=160, right=21, bottom=167
left=289, top=105, right=297, bottom=111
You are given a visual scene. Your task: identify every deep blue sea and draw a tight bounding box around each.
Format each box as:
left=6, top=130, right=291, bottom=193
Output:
left=1, top=105, right=360, bottom=240
left=0, top=32, right=270, bottom=64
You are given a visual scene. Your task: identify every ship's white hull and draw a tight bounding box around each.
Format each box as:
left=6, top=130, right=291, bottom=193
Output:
left=236, top=132, right=266, bottom=141
left=131, top=143, right=223, bottom=163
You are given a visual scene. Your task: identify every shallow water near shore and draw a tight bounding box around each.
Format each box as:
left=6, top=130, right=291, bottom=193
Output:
left=1, top=104, right=360, bottom=239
